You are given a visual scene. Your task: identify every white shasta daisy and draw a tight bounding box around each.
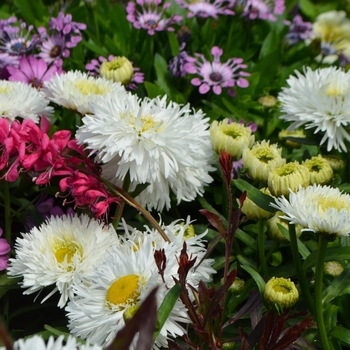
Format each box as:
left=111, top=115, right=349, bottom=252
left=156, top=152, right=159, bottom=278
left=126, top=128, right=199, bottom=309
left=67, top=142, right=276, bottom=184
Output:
left=271, top=184, right=350, bottom=238
left=42, top=70, right=127, bottom=115
left=66, top=239, right=189, bottom=348
left=119, top=216, right=216, bottom=287
left=0, top=80, right=53, bottom=123
left=278, top=66, right=350, bottom=152
left=0, top=335, right=103, bottom=350
left=7, top=214, right=118, bottom=308
left=75, top=93, right=214, bottom=211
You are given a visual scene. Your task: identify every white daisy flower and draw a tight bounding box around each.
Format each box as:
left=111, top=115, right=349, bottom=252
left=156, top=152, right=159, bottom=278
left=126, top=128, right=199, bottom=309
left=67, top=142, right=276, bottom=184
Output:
left=278, top=66, right=350, bottom=152
left=66, top=240, right=189, bottom=348
left=271, top=184, right=350, bottom=239
left=119, top=216, right=216, bottom=286
left=42, top=70, right=127, bottom=115
left=0, top=335, right=103, bottom=350
left=75, top=93, right=214, bottom=211
left=7, top=214, right=118, bottom=308
left=0, top=80, right=53, bottom=123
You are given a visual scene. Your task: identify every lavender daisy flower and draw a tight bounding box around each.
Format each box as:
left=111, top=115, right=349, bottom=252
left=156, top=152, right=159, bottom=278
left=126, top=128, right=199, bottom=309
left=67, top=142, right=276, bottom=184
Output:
left=85, top=55, right=144, bottom=90
left=174, top=0, right=235, bottom=19
left=0, top=20, right=39, bottom=55
left=126, top=0, right=182, bottom=36
left=184, top=46, right=250, bottom=96
left=285, top=14, right=313, bottom=45
left=168, top=42, right=196, bottom=78
left=7, top=55, right=63, bottom=89
left=241, top=0, right=285, bottom=22
left=38, top=12, right=86, bottom=66
left=0, top=228, right=10, bottom=271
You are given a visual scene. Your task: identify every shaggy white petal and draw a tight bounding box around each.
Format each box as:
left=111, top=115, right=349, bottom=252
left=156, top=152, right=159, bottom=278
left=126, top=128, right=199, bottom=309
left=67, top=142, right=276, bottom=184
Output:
left=76, top=93, right=214, bottom=211
left=278, top=66, right=350, bottom=152
left=7, top=214, right=118, bottom=308
left=271, top=184, right=350, bottom=237
left=66, top=241, right=189, bottom=349
left=0, top=80, right=53, bottom=123
left=42, top=70, right=127, bottom=115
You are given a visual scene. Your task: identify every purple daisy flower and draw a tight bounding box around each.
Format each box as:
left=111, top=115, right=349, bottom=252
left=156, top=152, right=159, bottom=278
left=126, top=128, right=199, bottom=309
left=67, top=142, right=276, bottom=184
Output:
left=38, top=12, right=86, bottom=66
left=0, top=228, right=10, bottom=271
left=184, top=46, right=250, bottom=96
left=126, top=0, right=182, bottom=36
left=285, top=14, right=313, bottom=45
left=241, top=0, right=285, bottom=22
left=7, top=54, right=63, bottom=89
left=0, top=20, right=39, bottom=55
left=174, top=0, right=235, bottom=19
left=168, top=42, right=196, bottom=78
left=85, top=54, right=144, bottom=90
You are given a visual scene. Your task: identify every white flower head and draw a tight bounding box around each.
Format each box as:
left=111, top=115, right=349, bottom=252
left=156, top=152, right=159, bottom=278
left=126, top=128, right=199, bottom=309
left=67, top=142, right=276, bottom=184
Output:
left=271, top=184, right=350, bottom=238
left=7, top=214, right=118, bottom=308
left=278, top=66, right=350, bottom=152
left=76, top=93, right=215, bottom=211
left=66, top=240, right=189, bottom=348
left=0, top=335, right=103, bottom=350
left=42, top=70, right=127, bottom=115
left=0, top=80, right=53, bottom=123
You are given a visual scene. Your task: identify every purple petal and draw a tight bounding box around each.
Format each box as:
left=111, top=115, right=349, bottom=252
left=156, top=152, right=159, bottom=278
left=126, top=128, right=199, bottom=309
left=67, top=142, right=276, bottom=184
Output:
left=199, top=83, right=210, bottom=94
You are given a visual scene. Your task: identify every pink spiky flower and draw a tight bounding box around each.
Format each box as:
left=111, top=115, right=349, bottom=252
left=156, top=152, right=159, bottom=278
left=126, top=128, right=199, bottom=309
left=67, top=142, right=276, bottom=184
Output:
left=174, top=0, right=235, bottom=19
left=126, top=0, right=182, bottom=35
left=241, top=0, right=285, bottom=22
left=184, top=46, right=250, bottom=97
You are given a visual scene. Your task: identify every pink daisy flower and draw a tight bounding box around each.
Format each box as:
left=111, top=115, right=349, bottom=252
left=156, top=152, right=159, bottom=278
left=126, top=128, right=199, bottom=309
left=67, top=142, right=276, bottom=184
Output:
left=184, top=46, right=250, bottom=96
left=7, top=55, right=63, bottom=89
left=241, top=0, right=285, bottom=22
left=126, top=0, right=182, bottom=35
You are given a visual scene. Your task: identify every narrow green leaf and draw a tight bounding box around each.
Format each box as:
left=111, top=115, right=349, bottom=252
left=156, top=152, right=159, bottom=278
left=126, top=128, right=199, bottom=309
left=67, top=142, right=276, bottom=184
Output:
left=167, top=32, right=180, bottom=57
left=299, top=0, right=318, bottom=20
left=323, top=264, right=350, bottom=304
left=154, top=284, right=182, bottom=339
left=259, top=30, right=279, bottom=59
left=241, top=265, right=266, bottom=296
left=303, top=246, right=350, bottom=271
left=232, top=179, right=277, bottom=213
left=144, top=82, right=164, bottom=99
left=236, top=228, right=257, bottom=251
left=44, top=325, right=72, bottom=339
left=329, top=326, right=350, bottom=346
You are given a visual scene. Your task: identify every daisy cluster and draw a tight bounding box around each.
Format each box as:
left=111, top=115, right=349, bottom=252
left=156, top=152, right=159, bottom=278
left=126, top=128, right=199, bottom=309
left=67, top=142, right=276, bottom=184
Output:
left=8, top=213, right=215, bottom=348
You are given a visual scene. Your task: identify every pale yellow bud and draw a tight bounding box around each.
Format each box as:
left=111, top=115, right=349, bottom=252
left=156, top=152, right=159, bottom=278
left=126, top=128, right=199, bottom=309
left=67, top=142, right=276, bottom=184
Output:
left=302, top=155, right=333, bottom=185
left=100, top=56, right=134, bottom=85
left=241, top=187, right=274, bottom=221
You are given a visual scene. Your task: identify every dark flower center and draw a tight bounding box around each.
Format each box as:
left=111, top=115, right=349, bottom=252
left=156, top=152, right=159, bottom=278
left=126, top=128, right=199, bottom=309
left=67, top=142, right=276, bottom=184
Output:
left=11, top=41, right=27, bottom=53
left=50, top=45, right=61, bottom=58
left=146, top=20, right=158, bottom=29
left=210, top=72, right=223, bottom=82
left=30, top=77, right=43, bottom=89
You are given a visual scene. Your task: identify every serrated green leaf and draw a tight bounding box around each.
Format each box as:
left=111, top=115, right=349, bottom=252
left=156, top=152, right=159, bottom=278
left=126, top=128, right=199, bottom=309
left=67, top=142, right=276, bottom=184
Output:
left=232, top=179, right=277, bottom=213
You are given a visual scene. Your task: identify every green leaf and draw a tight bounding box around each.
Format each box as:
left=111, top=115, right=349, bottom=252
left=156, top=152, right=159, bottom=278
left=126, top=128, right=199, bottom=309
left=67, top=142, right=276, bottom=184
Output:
left=154, top=284, right=182, bottom=340
left=299, top=0, right=318, bottom=20
left=82, top=39, right=108, bottom=57
left=329, top=326, right=350, bottom=346
left=14, top=0, right=48, bottom=24
left=232, top=179, right=277, bottom=213
left=144, top=82, right=164, bottom=99
left=167, top=32, right=180, bottom=57
left=303, top=246, right=350, bottom=271
left=0, top=274, right=21, bottom=299
left=236, top=228, right=257, bottom=251
left=322, top=264, right=350, bottom=304
left=241, top=265, right=266, bottom=296
left=259, top=30, right=279, bottom=59
left=44, top=325, right=72, bottom=340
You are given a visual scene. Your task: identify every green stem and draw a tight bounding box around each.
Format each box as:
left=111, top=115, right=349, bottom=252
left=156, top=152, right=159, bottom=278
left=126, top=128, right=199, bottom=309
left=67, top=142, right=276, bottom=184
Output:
left=258, top=220, right=268, bottom=277
left=315, top=235, right=330, bottom=350
left=3, top=181, right=11, bottom=244
left=111, top=172, right=130, bottom=230
left=288, top=223, right=315, bottom=316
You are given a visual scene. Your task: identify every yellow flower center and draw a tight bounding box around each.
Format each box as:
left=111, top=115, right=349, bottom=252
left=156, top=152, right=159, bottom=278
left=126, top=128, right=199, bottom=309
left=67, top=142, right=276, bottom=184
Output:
left=0, top=86, right=11, bottom=95
left=140, top=115, right=162, bottom=133
left=275, top=163, right=298, bottom=176
left=74, top=80, right=109, bottom=95
left=325, top=81, right=347, bottom=100
left=53, top=241, right=81, bottom=265
left=106, top=274, right=140, bottom=307
left=221, top=125, right=243, bottom=139
left=318, top=197, right=347, bottom=212
left=254, top=148, right=275, bottom=163
left=273, top=285, right=291, bottom=294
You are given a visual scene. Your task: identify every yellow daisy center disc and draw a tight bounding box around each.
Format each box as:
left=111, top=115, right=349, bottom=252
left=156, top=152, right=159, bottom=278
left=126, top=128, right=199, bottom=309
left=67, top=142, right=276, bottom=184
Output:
left=54, top=246, right=77, bottom=264
left=74, top=80, right=109, bottom=95
left=318, top=197, right=347, bottom=212
left=106, top=274, right=140, bottom=306
left=273, top=285, right=291, bottom=294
